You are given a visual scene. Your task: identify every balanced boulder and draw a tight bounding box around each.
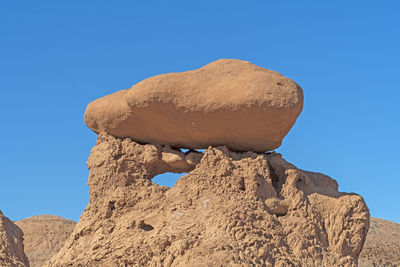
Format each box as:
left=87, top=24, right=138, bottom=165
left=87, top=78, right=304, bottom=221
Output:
left=84, top=59, right=303, bottom=152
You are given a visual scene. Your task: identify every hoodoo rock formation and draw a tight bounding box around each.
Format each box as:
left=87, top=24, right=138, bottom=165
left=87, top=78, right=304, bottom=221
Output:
left=47, top=133, right=369, bottom=266
left=84, top=59, right=303, bottom=152
left=15, top=215, right=76, bottom=267
left=46, top=59, right=370, bottom=266
left=0, top=211, right=29, bottom=267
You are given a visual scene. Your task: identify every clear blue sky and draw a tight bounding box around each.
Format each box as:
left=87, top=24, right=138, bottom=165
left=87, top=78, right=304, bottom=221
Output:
left=1, top=1, right=399, bottom=223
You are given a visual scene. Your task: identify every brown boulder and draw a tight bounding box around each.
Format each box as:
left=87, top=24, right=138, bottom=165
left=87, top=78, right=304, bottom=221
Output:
left=84, top=59, right=303, bottom=152
left=15, top=215, right=76, bottom=267
left=46, top=134, right=369, bottom=266
left=0, top=211, right=29, bottom=267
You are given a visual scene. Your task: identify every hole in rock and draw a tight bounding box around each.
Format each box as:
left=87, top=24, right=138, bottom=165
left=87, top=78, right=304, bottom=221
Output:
left=176, top=148, right=204, bottom=154
left=238, top=177, right=246, bottom=191
left=139, top=221, right=154, bottom=231
left=108, top=201, right=116, bottom=210
left=276, top=212, right=287, bottom=217
left=152, top=172, right=188, bottom=188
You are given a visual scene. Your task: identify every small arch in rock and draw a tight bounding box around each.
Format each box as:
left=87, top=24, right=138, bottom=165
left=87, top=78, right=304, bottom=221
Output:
left=152, top=172, right=188, bottom=188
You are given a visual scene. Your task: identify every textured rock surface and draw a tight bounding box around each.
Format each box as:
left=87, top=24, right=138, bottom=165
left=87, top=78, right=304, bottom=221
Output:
left=359, top=217, right=400, bottom=267
left=15, top=215, right=76, bottom=267
left=84, top=59, right=303, bottom=152
left=0, top=211, right=29, bottom=267
left=47, top=133, right=369, bottom=266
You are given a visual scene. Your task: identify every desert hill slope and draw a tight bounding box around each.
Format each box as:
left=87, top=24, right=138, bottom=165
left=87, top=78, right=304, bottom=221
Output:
left=359, top=217, right=400, bottom=267
left=15, top=215, right=76, bottom=267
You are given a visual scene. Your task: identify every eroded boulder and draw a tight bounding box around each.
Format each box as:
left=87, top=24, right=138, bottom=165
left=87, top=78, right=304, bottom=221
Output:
left=46, top=134, right=369, bottom=266
left=84, top=59, right=303, bottom=152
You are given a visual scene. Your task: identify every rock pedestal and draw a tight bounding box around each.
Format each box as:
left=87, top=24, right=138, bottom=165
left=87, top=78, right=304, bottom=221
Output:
left=46, top=134, right=369, bottom=266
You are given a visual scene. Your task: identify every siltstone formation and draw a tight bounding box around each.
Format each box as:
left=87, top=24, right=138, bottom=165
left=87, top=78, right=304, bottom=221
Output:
left=46, top=59, right=369, bottom=266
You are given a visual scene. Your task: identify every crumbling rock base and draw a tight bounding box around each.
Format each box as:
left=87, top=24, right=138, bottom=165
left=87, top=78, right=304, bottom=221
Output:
left=47, top=133, right=369, bottom=266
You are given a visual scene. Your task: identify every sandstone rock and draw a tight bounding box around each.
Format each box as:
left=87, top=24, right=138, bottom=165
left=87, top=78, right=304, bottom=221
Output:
left=15, top=215, right=76, bottom=267
left=0, top=211, right=29, bottom=267
left=84, top=59, right=303, bottom=152
left=359, top=217, right=400, bottom=267
left=46, top=133, right=369, bottom=266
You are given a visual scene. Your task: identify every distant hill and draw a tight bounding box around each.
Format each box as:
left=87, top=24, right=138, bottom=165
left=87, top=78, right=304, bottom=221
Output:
left=15, top=215, right=76, bottom=267
left=359, top=217, right=400, bottom=267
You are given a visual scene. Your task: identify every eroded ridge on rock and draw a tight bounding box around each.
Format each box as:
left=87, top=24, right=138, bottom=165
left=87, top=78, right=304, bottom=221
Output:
left=84, top=59, right=303, bottom=152
left=47, top=134, right=369, bottom=267
left=0, top=211, right=29, bottom=267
